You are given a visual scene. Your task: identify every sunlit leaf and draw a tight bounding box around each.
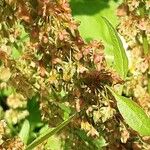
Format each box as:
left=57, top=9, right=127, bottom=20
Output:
left=102, top=17, right=128, bottom=79
left=45, top=135, right=62, bottom=150
left=11, top=47, right=21, bottom=59
left=39, top=125, right=62, bottom=150
left=59, top=103, right=71, bottom=120
left=108, top=87, right=150, bottom=136
left=19, top=120, right=30, bottom=144
left=70, top=0, right=121, bottom=65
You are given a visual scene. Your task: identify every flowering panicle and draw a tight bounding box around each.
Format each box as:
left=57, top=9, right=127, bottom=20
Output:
left=0, top=0, right=126, bottom=149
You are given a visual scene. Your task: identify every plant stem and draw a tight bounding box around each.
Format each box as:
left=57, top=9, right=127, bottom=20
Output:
left=148, top=75, right=150, bottom=94
left=139, top=2, right=149, bottom=55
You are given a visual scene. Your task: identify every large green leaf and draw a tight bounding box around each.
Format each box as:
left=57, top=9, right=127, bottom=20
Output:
left=108, top=87, right=150, bottom=136
left=70, top=0, right=122, bottom=65
left=26, top=113, right=77, bottom=150
left=19, top=120, right=30, bottom=144
left=70, top=0, right=128, bottom=77
left=102, top=17, right=128, bottom=79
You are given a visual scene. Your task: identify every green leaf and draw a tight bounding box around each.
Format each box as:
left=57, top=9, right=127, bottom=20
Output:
left=27, top=96, right=42, bottom=130
left=76, top=130, right=107, bottom=149
left=102, top=17, right=128, bottom=79
left=26, top=113, right=77, bottom=150
left=11, top=47, right=21, bottom=59
left=70, top=0, right=121, bottom=65
left=76, top=130, right=98, bottom=149
left=45, top=135, right=62, bottom=150
left=39, top=125, right=62, bottom=150
left=70, top=0, right=120, bottom=40
left=19, top=120, right=30, bottom=144
left=59, top=103, right=71, bottom=120
left=93, top=136, right=107, bottom=149
left=0, top=87, right=13, bottom=96
left=108, top=87, right=150, bottom=136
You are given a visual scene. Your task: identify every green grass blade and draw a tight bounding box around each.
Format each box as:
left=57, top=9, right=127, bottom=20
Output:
left=26, top=113, right=77, bottom=150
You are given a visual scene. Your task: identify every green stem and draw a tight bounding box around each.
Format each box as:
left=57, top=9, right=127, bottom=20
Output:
left=139, top=2, right=149, bottom=55
left=142, top=31, right=149, bottom=55
left=148, top=75, right=150, bottom=94
left=26, top=113, right=77, bottom=150
left=7, top=121, right=17, bottom=135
